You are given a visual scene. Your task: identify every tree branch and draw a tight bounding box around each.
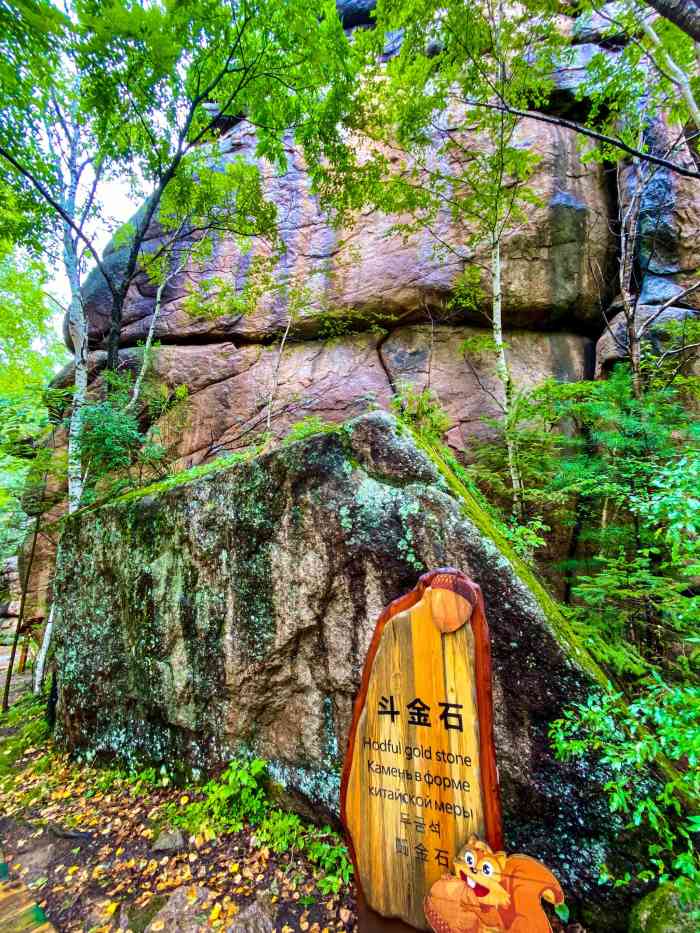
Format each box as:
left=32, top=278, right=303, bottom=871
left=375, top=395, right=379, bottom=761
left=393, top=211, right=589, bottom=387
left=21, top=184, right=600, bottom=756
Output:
left=457, top=98, right=700, bottom=180
left=0, top=143, right=118, bottom=299
left=643, top=0, right=700, bottom=42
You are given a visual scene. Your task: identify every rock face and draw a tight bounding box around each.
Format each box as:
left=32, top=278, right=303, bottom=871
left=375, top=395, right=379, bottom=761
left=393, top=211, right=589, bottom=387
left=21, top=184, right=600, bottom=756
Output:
left=79, top=117, right=614, bottom=350
left=54, top=412, right=641, bottom=930
left=25, top=325, right=589, bottom=618
left=60, top=325, right=592, bottom=465
left=0, top=557, right=20, bottom=636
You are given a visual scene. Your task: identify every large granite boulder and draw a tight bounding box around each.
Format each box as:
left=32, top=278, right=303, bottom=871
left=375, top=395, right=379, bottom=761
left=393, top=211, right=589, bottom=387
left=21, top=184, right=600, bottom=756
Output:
left=629, top=883, right=699, bottom=933
left=77, top=115, right=614, bottom=351
left=54, top=411, right=645, bottom=931
left=27, top=325, right=589, bottom=619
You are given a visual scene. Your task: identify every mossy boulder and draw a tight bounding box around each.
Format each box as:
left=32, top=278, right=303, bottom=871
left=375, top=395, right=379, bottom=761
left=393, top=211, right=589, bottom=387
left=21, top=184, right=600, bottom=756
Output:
left=629, top=884, right=699, bottom=933
left=54, top=412, right=640, bottom=929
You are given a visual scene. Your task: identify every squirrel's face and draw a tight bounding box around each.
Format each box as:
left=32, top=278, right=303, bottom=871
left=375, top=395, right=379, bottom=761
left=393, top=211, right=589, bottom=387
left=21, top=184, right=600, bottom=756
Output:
left=454, top=836, right=510, bottom=908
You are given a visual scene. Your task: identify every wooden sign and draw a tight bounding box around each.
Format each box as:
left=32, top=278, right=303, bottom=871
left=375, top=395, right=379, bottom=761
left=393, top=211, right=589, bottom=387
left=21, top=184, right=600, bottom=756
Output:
left=341, top=569, right=503, bottom=930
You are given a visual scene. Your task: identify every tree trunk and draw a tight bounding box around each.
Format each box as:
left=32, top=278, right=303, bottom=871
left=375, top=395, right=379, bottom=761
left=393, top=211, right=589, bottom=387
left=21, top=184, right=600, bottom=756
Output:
left=491, top=240, right=525, bottom=520
left=126, top=279, right=166, bottom=412
left=644, top=0, right=700, bottom=42
left=65, top=243, right=88, bottom=512
left=33, top=605, right=54, bottom=694
left=17, top=634, right=29, bottom=674
left=3, top=516, right=40, bottom=711
left=106, top=291, right=125, bottom=371
left=617, top=164, right=644, bottom=400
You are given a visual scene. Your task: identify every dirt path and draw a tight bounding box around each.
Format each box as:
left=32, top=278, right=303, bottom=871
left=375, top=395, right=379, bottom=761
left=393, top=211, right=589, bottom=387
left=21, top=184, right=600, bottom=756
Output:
left=0, top=685, right=358, bottom=933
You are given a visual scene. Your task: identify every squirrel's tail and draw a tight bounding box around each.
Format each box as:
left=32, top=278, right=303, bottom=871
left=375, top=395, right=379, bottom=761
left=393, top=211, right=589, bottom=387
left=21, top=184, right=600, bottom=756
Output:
left=500, top=854, right=564, bottom=933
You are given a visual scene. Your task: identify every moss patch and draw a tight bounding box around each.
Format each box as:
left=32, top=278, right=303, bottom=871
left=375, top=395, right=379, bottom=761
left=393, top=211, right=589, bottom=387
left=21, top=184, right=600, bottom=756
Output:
left=409, top=429, right=610, bottom=687
left=629, top=883, right=700, bottom=933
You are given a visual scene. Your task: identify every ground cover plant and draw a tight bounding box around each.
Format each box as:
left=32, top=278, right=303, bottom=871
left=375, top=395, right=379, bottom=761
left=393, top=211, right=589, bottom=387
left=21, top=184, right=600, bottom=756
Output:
left=0, top=694, right=357, bottom=932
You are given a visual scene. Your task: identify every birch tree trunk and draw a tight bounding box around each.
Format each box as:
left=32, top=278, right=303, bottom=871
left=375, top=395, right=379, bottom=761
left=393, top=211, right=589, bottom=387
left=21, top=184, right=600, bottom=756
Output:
left=65, top=243, right=88, bottom=513
left=617, top=164, right=645, bottom=401
left=636, top=6, right=700, bottom=130
left=33, top=605, right=54, bottom=694
left=491, top=239, right=525, bottom=520
left=34, top=234, right=85, bottom=694
left=35, top=105, right=88, bottom=693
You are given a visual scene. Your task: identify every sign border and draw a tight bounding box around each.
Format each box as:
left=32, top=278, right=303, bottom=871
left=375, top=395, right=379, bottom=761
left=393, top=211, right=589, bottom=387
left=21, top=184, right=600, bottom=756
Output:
left=340, top=567, right=504, bottom=917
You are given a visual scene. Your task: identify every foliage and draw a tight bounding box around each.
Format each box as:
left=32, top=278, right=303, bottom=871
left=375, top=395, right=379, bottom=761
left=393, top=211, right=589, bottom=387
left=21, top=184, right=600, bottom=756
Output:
left=0, top=244, right=64, bottom=395
left=255, top=811, right=352, bottom=895
left=390, top=383, right=452, bottom=446
left=165, top=757, right=352, bottom=895
left=0, top=689, right=50, bottom=776
left=551, top=677, right=700, bottom=904
left=572, top=1, right=699, bottom=151
left=283, top=416, right=341, bottom=445
left=77, top=368, right=190, bottom=503
left=168, top=758, right=269, bottom=836
left=0, top=246, right=65, bottom=559
left=463, top=365, right=700, bottom=673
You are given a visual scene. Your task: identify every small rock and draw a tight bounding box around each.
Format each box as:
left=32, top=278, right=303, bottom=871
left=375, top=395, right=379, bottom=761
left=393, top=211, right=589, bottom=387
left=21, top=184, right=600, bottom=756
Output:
left=145, top=885, right=212, bottom=932
left=15, top=841, right=55, bottom=882
left=227, top=891, right=277, bottom=933
left=152, top=828, right=185, bottom=853
left=82, top=898, right=113, bottom=932
left=629, top=882, right=700, bottom=933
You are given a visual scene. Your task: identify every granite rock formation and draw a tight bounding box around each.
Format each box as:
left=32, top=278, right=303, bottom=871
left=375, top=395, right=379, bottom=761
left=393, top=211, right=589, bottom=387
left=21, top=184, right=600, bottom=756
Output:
left=78, top=117, right=614, bottom=349
left=0, top=557, right=20, bottom=636
left=53, top=412, right=640, bottom=931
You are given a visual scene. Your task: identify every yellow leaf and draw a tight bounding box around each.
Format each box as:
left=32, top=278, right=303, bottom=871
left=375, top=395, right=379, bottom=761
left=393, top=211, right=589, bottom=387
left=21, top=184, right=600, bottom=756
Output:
left=150, top=920, right=165, bottom=931
left=67, top=865, right=79, bottom=876
left=179, top=795, right=189, bottom=805
left=103, top=901, right=119, bottom=917
left=229, top=862, right=239, bottom=873
left=209, top=903, right=221, bottom=922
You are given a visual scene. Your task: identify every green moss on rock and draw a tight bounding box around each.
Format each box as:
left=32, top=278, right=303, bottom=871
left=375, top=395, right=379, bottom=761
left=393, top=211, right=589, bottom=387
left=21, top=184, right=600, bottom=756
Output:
left=629, top=884, right=699, bottom=933
left=51, top=410, right=649, bottom=929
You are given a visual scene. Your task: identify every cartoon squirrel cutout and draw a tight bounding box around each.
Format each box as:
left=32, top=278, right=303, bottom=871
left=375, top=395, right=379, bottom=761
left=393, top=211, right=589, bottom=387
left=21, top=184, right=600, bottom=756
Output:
left=424, top=835, right=565, bottom=933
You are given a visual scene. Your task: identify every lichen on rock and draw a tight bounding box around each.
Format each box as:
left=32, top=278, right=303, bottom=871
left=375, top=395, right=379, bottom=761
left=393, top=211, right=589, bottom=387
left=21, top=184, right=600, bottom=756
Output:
left=54, top=411, right=642, bottom=928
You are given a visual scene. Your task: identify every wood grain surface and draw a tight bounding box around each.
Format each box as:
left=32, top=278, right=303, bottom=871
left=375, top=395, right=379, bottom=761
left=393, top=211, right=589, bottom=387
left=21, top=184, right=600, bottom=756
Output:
left=341, top=569, right=502, bottom=930
left=0, top=876, right=54, bottom=932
